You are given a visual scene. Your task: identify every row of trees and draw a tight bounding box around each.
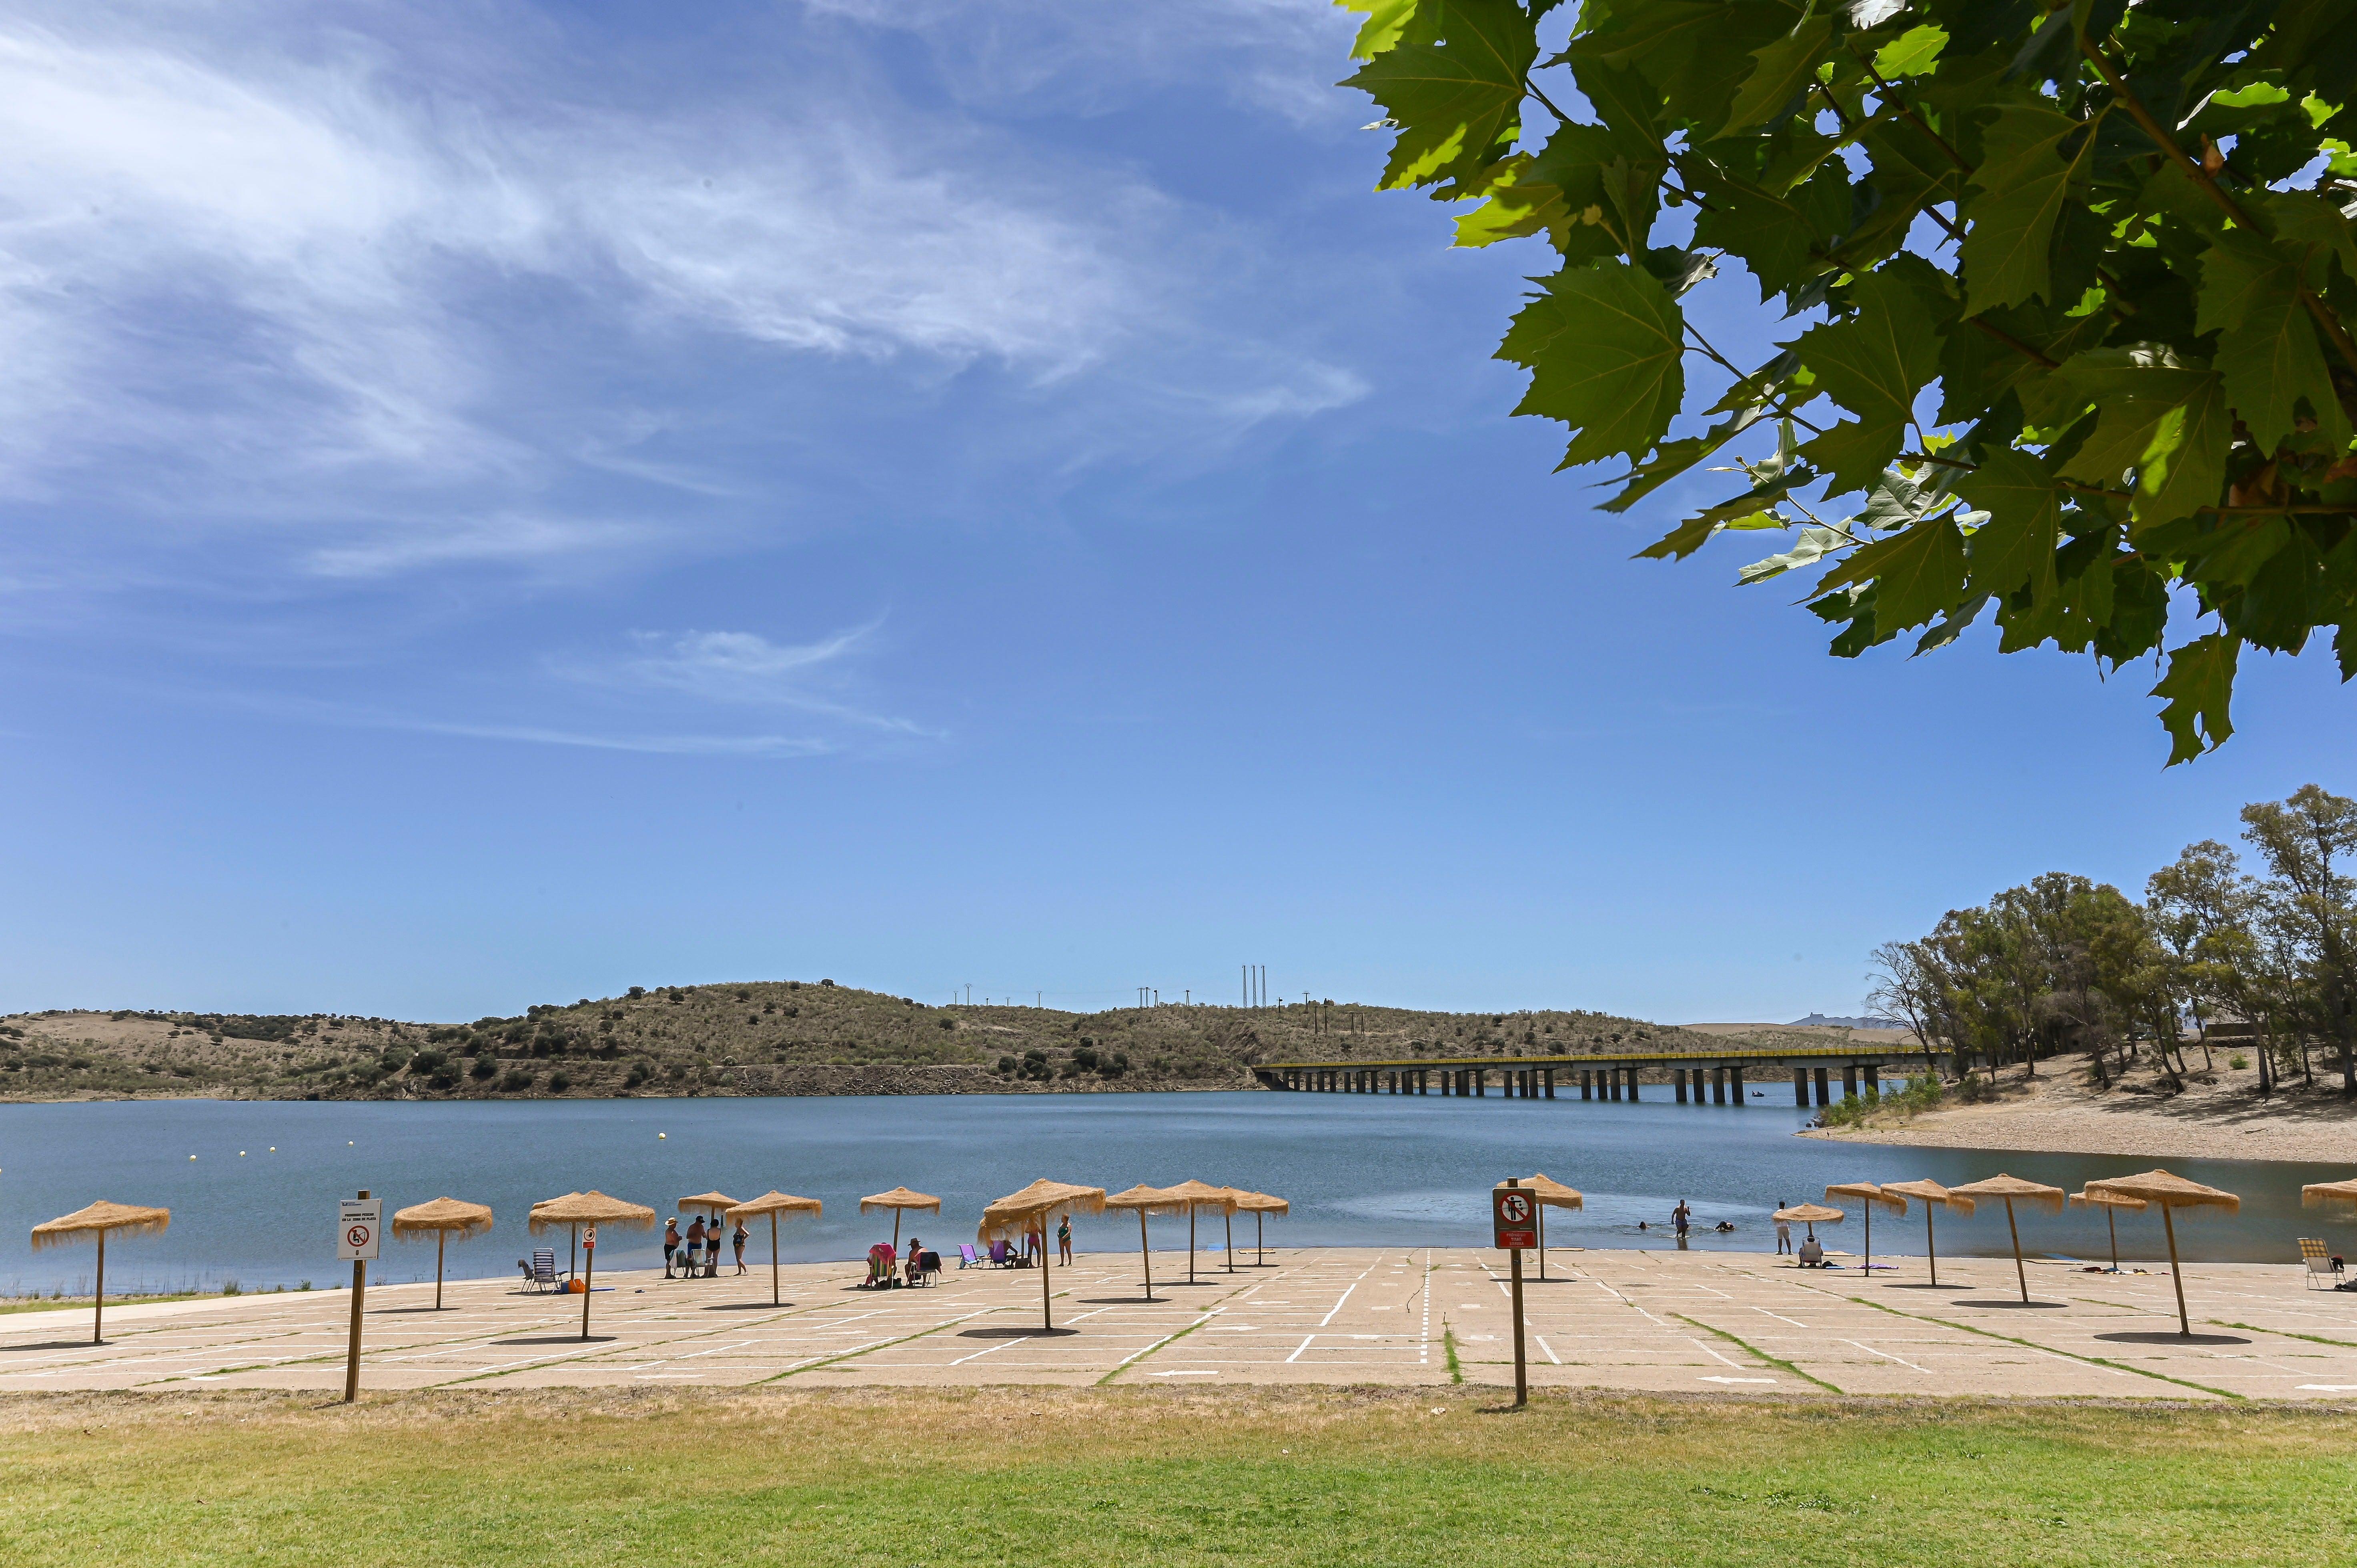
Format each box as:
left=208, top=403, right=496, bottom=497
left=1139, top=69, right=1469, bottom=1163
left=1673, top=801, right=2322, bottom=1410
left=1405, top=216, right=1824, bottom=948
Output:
left=1871, top=786, right=2357, bottom=1097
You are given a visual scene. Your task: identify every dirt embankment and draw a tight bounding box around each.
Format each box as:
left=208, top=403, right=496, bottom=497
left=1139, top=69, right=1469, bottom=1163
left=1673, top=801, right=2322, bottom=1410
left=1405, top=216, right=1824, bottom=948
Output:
left=1801, top=1054, right=2357, bottom=1164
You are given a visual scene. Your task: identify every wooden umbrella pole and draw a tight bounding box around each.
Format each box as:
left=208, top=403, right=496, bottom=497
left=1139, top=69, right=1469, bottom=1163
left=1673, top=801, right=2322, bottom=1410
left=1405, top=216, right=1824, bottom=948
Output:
left=1926, top=1208, right=1937, bottom=1288
left=1537, top=1205, right=1546, bottom=1281
left=581, top=1245, right=595, bottom=1339
left=435, top=1232, right=447, bottom=1310
left=1256, top=1212, right=1265, bottom=1266
left=1041, top=1223, right=1053, bottom=1332
left=2107, top=1210, right=2119, bottom=1272
left=2162, top=1205, right=2189, bottom=1336
left=771, top=1214, right=780, bottom=1307
left=1188, top=1208, right=1196, bottom=1284
left=1865, top=1206, right=1872, bottom=1277
left=2005, top=1200, right=2027, bottom=1304
left=1225, top=1210, right=1234, bottom=1273
left=94, top=1230, right=105, bottom=1346
left=893, top=1212, right=902, bottom=1253
left=1138, top=1212, right=1154, bottom=1302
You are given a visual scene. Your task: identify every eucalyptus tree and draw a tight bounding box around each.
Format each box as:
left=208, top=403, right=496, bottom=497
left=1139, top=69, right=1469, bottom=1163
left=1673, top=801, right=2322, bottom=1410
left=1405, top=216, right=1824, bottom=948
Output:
left=2241, top=784, right=2357, bottom=1093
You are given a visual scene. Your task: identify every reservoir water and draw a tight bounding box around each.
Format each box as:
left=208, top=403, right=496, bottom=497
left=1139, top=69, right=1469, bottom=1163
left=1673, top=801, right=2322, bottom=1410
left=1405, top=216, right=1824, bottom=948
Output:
left=2, top=1091, right=2345, bottom=1294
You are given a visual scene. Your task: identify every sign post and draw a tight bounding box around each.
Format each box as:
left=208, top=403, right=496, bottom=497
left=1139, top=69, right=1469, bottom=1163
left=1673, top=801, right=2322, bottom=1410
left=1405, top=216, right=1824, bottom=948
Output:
left=1493, top=1181, right=1534, bottom=1408
left=337, top=1191, right=380, bottom=1403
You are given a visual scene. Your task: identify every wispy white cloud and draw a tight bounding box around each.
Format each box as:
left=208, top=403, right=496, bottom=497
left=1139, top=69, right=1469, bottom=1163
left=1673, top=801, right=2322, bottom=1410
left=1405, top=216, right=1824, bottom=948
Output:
left=553, top=624, right=936, bottom=737
left=0, top=2, right=1367, bottom=588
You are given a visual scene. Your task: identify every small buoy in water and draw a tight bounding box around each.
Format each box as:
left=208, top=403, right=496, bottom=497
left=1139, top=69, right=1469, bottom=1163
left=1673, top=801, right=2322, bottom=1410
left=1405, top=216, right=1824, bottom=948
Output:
left=239, top=1151, right=246, bottom=1157
left=348, top=1141, right=354, bottom=1146
left=269, top=1147, right=275, bottom=1152
left=189, top=1155, right=196, bottom=1160
left=658, top=1133, right=666, bottom=1139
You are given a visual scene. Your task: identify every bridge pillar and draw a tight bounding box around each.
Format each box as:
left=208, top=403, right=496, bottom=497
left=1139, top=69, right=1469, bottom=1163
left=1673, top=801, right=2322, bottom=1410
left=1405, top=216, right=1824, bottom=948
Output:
left=1579, top=1070, right=1591, bottom=1099
left=1794, top=1068, right=1808, bottom=1105
left=1610, top=1070, right=1622, bottom=1101
left=1475, top=1069, right=1486, bottom=1097
left=1813, top=1067, right=1829, bottom=1105
left=1627, top=1071, right=1641, bottom=1101
left=1674, top=1069, right=1688, bottom=1103
left=1544, top=1067, right=1555, bottom=1099
left=1731, top=1067, right=1744, bottom=1101
left=1864, top=1063, right=1880, bottom=1094
left=1842, top=1065, right=1858, bottom=1101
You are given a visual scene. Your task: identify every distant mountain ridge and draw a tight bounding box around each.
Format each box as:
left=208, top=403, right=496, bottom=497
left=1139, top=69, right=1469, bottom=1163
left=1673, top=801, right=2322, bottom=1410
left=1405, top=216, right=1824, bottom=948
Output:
left=0, top=983, right=1734, bottom=1102
left=1787, top=1014, right=1903, bottom=1030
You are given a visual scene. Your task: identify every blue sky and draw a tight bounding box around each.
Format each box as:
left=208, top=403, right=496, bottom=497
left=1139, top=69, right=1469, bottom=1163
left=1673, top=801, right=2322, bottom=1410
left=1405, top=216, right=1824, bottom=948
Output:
left=3, top=0, right=2353, bottom=1026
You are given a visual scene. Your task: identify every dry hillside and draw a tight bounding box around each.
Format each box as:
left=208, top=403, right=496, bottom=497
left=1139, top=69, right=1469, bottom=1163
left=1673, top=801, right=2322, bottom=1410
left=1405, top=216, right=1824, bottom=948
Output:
left=0, top=984, right=1737, bottom=1102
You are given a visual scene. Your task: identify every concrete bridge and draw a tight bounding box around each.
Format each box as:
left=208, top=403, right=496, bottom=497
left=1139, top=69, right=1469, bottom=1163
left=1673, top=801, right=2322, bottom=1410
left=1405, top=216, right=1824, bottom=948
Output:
left=1254, top=1043, right=1928, bottom=1107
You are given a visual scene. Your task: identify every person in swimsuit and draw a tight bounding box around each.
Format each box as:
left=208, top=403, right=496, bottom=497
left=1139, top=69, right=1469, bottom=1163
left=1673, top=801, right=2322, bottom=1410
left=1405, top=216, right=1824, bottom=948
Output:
left=1672, top=1200, right=1691, bottom=1238
left=685, top=1216, right=706, bottom=1277
left=662, top=1217, right=681, bottom=1278
left=1057, top=1214, right=1072, bottom=1265
left=733, top=1220, right=749, bottom=1275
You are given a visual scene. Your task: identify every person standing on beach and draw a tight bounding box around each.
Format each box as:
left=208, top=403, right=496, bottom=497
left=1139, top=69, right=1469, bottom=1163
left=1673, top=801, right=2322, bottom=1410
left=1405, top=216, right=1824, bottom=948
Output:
left=1774, top=1202, right=1792, bottom=1256
left=662, top=1217, right=681, bottom=1279
left=685, top=1216, right=706, bottom=1278
left=733, top=1219, right=749, bottom=1276
left=1057, top=1214, right=1073, bottom=1265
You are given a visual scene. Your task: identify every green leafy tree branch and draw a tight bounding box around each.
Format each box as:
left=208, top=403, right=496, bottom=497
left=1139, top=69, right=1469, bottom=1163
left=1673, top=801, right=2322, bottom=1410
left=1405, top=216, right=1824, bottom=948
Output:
left=1341, top=0, right=2357, bottom=760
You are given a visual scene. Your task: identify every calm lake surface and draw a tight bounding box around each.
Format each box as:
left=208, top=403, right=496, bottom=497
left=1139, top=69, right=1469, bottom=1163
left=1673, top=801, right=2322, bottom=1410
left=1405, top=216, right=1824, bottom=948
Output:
left=2, top=1091, right=2345, bottom=1293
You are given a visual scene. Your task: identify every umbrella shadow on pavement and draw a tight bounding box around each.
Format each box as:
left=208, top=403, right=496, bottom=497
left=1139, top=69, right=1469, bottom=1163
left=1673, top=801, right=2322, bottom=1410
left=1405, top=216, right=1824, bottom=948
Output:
left=494, top=1334, right=620, bottom=1345
left=2095, top=1330, right=2249, bottom=1345
left=703, top=1302, right=787, bottom=1311
left=956, top=1326, right=1079, bottom=1338
left=0, top=1340, right=99, bottom=1352
left=1952, top=1299, right=2067, bottom=1308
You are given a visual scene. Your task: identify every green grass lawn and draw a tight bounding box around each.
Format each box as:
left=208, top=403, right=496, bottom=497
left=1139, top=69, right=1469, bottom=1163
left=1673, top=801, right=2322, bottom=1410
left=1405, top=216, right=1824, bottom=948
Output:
left=1, top=1386, right=2346, bottom=1566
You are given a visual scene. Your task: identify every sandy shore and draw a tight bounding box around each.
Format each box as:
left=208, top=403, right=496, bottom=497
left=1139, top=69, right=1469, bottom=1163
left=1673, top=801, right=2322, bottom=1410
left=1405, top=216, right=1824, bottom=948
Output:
left=1800, top=1057, right=2357, bottom=1165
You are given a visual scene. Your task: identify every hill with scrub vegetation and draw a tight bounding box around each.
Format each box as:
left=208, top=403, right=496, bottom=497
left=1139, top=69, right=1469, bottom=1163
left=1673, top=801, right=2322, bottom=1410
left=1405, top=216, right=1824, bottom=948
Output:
left=0, top=983, right=1780, bottom=1102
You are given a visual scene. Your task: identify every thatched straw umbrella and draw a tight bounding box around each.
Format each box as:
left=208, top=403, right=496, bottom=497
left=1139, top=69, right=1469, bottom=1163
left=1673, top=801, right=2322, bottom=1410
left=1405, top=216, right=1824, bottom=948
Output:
left=677, top=1192, right=743, bottom=1279
left=1878, top=1179, right=1974, bottom=1286
left=1948, top=1175, right=2066, bottom=1304
left=2068, top=1187, right=2144, bottom=1274
left=1513, top=1174, right=1583, bottom=1279
left=978, top=1180, right=1106, bottom=1331
left=1104, top=1185, right=1185, bottom=1300
left=391, top=1198, right=493, bottom=1310
left=1772, top=1202, right=1845, bottom=1242
left=1230, top=1191, right=1289, bottom=1266
left=2086, top=1169, right=2241, bottom=1336
left=529, top=1192, right=585, bottom=1278
left=1824, top=1183, right=1906, bottom=1277
left=30, top=1201, right=169, bottom=1344
left=1161, top=1180, right=1237, bottom=1284
left=726, top=1192, right=823, bottom=1306
left=859, top=1187, right=942, bottom=1254
left=529, top=1192, right=655, bottom=1338
left=2303, top=1177, right=2357, bottom=1209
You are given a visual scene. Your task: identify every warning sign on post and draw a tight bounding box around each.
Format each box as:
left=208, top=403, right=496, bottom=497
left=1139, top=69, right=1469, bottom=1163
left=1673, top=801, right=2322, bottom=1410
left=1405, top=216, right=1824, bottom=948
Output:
left=338, top=1198, right=382, bottom=1261
left=1492, top=1186, right=1537, bottom=1250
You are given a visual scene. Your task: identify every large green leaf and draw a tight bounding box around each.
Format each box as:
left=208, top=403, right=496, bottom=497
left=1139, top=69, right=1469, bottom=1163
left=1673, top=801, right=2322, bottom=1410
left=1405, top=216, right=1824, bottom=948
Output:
left=1499, top=260, right=1685, bottom=471
left=2151, top=634, right=2241, bottom=765
left=1343, top=0, right=1538, bottom=192
left=1814, top=516, right=1969, bottom=633
left=1959, top=103, right=2094, bottom=312
left=1957, top=446, right=2062, bottom=603
left=1716, top=15, right=1834, bottom=139
left=1784, top=266, right=1944, bottom=493
left=2197, top=226, right=2350, bottom=453
left=2131, top=372, right=2234, bottom=531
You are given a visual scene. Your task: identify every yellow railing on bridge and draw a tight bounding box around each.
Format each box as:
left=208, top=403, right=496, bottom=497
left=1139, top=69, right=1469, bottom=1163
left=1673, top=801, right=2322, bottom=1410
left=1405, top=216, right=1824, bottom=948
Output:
left=1259, top=1042, right=1928, bottom=1073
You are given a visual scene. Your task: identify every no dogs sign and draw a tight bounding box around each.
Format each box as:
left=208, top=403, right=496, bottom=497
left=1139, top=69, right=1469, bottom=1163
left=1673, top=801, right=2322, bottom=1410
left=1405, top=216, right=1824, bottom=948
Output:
left=338, top=1198, right=382, bottom=1261
left=1492, top=1186, right=1537, bottom=1250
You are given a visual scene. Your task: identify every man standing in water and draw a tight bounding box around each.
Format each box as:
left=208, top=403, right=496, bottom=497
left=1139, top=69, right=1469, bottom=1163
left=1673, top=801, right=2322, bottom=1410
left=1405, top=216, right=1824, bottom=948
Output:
left=1672, top=1200, right=1691, bottom=1240
left=1774, top=1202, right=1792, bottom=1256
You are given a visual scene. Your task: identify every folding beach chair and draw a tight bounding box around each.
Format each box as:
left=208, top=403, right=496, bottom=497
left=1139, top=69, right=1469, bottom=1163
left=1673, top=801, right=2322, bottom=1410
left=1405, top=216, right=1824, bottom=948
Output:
left=2300, top=1238, right=2347, bottom=1290
left=527, top=1249, right=560, bottom=1293
left=957, top=1244, right=981, bottom=1269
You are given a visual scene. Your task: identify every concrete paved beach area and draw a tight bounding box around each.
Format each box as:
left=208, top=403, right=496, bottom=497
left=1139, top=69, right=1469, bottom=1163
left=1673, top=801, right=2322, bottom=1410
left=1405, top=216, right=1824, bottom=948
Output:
left=8, top=1247, right=2357, bottom=1401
